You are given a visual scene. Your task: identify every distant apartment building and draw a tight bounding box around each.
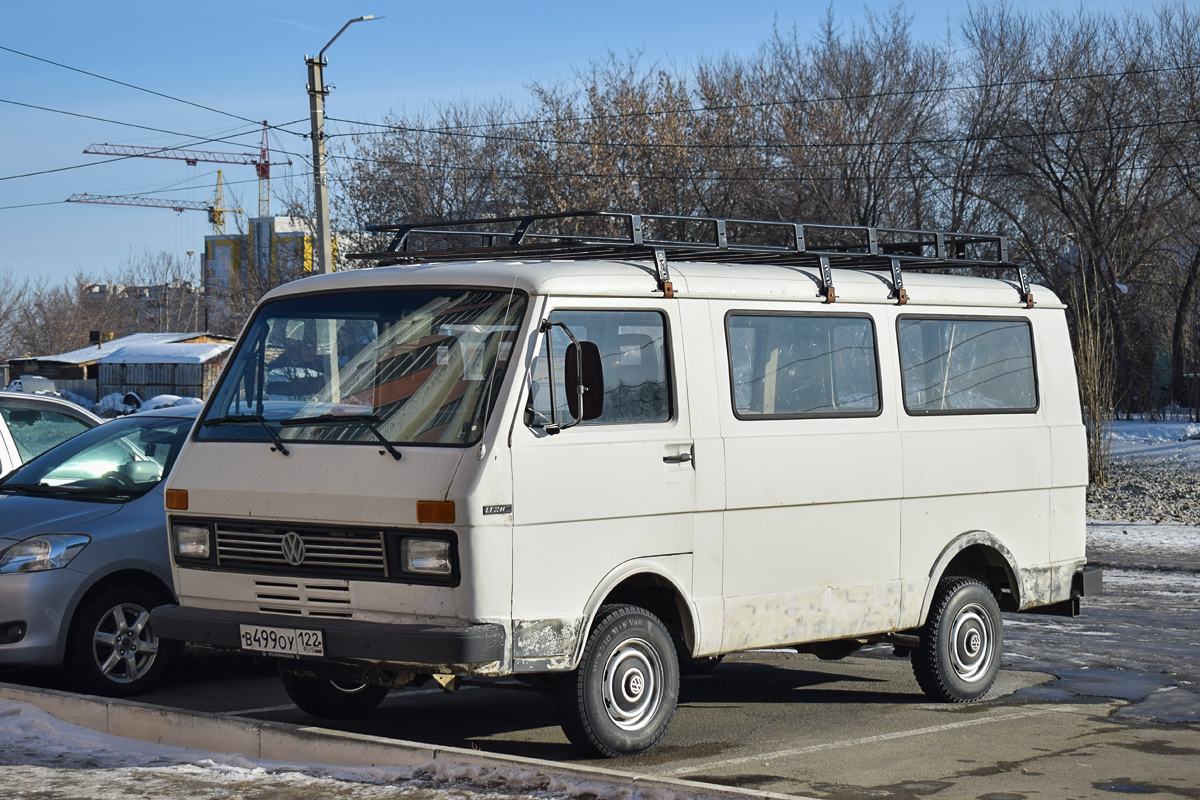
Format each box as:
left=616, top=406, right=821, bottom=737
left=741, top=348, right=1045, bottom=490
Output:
left=202, top=216, right=322, bottom=296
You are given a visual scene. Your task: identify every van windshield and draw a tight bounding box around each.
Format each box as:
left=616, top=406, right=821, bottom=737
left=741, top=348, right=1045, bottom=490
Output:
left=199, top=288, right=527, bottom=447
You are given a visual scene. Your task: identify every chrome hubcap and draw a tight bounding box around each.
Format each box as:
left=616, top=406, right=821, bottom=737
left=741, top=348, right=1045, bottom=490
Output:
left=949, top=602, right=994, bottom=683
left=602, top=638, right=663, bottom=732
left=92, top=603, right=158, bottom=684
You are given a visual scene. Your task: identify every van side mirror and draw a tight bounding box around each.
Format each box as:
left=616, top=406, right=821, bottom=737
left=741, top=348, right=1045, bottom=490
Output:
left=566, top=341, right=604, bottom=422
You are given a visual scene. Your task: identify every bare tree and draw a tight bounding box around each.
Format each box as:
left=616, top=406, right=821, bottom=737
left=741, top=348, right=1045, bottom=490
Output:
left=0, top=268, right=30, bottom=362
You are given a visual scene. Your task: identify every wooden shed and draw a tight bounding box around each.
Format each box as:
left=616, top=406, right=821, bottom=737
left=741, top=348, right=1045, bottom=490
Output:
left=7, top=333, right=233, bottom=402
left=96, top=341, right=233, bottom=401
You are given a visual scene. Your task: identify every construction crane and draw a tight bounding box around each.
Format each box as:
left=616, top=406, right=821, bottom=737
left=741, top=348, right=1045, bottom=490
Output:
left=67, top=170, right=242, bottom=234
left=83, top=121, right=291, bottom=217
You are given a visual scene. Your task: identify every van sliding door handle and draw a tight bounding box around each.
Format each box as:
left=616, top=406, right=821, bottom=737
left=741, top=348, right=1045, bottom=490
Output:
left=662, top=453, right=693, bottom=464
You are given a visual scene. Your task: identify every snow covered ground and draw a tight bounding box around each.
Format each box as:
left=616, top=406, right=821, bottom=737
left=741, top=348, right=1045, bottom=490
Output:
left=0, top=697, right=576, bottom=800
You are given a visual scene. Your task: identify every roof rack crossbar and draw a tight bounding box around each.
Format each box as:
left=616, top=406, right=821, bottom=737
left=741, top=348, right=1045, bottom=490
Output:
left=353, top=210, right=1030, bottom=305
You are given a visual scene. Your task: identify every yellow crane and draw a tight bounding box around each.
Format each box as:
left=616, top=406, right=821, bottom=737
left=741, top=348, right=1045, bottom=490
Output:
left=67, top=170, right=242, bottom=234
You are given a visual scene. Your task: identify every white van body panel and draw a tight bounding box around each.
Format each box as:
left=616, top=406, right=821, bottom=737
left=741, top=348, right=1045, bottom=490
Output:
left=158, top=254, right=1088, bottom=682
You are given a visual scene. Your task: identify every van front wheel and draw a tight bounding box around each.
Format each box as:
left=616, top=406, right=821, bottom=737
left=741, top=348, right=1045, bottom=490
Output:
left=554, top=605, right=679, bottom=758
left=279, top=664, right=389, bottom=719
left=912, top=576, right=1003, bottom=702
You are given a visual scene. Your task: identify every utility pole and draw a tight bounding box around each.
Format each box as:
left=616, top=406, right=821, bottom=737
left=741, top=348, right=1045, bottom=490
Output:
left=306, top=15, right=379, bottom=274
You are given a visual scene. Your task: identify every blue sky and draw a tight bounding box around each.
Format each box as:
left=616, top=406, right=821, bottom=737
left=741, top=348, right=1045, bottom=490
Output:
left=1, top=0, right=1161, bottom=285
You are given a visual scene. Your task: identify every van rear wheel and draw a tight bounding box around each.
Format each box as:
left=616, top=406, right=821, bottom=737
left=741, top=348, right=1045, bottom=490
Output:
left=554, top=604, right=679, bottom=758
left=279, top=664, right=389, bottom=719
left=912, top=576, right=1002, bottom=702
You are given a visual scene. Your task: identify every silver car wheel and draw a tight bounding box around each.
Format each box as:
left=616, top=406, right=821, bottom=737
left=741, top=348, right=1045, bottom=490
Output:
left=91, top=602, right=159, bottom=684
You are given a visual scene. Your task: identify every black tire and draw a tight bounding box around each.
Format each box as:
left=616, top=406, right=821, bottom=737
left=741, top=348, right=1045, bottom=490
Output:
left=912, top=576, right=1003, bottom=702
left=279, top=663, right=389, bottom=719
left=554, top=604, right=679, bottom=758
left=66, top=584, right=172, bottom=697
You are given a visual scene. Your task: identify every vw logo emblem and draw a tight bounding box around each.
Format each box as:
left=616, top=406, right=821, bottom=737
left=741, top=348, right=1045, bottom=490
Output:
left=281, top=532, right=306, bottom=566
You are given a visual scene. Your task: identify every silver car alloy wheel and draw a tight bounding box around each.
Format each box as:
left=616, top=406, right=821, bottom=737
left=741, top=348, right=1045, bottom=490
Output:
left=91, top=602, right=159, bottom=684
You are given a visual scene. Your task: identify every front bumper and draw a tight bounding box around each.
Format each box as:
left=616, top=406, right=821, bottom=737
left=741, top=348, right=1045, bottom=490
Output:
left=0, top=568, right=82, bottom=666
left=150, top=604, right=506, bottom=670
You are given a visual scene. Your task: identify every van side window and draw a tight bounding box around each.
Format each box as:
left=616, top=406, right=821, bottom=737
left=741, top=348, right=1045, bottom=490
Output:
left=527, top=309, right=671, bottom=425
left=726, top=313, right=880, bottom=418
left=898, top=317, right=1037, bottom=413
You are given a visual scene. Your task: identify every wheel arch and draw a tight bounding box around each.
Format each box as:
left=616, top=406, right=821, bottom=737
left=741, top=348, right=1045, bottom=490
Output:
left=571, top=560, right=698, bottom=670
left=920, top=531, right=1023, bottom=624
left=58, top=567, right=177, bottom=663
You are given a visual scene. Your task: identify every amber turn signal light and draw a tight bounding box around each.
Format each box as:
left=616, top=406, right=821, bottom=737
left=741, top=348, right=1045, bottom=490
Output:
left=165, top=489, right=189, bottom=510
left=416, top=500, right=455, bottom=524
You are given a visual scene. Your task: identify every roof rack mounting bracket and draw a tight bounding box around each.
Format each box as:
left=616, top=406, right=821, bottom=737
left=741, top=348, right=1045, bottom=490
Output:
left=1016, top=263, right=1035, bottom=308
left=818, top=254, right=836, bottom=304
left=889, top=257, right=908, bottom=305
left=653, top=247, right=674, bottom=299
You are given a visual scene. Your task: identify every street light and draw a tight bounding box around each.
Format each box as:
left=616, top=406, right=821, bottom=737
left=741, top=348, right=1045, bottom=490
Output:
left=306, top=15, right=380, bottom=274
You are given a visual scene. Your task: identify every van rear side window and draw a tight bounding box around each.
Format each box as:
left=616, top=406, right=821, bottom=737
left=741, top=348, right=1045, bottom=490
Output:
left=727, top=313, right=881, bottom=418
left=898, top=316, right=1037, bottom=414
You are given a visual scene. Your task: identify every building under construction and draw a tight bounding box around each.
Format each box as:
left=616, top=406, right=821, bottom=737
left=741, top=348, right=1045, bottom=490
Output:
left=202, top=216, right=323, bottom=296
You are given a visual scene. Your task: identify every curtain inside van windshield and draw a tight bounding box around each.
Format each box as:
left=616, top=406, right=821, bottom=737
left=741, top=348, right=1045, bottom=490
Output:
left=199, top=289, right=527, bottom=446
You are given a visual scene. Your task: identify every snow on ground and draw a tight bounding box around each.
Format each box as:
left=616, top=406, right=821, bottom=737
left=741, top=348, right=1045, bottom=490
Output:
left=1088, top=418, right=1200, bottom=526
left=0, top=696, right=580, bottom=800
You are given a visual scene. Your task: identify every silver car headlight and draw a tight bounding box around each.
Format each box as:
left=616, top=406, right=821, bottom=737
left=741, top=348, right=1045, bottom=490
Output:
left=0, top=534, right=90, bottom=573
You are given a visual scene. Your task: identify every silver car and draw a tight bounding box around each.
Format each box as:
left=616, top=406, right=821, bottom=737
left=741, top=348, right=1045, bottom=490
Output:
left=0, top=405, right=198, bottom=696
left=0, top=391, right=101, bottom=474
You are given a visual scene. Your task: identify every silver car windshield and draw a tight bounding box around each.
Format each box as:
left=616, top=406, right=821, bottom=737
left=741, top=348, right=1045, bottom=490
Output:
left=199, top=288, right=528, bottom=447
left=1, top=414, right=193, bottom=500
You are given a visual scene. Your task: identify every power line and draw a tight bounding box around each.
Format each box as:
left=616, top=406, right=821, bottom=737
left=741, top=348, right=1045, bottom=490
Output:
left=324, top=112, right=1200, bottom=152
left=321, top=60, right=1200, bottom=137
left=0, top=111, right=307, bottom=182
left=0, top=97, right=251, bottom=140
left=0, top=200, right=64, bottom=211
left=0, top=44, right=301, bottom=135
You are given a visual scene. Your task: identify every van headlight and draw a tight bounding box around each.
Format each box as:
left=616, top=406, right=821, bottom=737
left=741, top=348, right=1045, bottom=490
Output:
left=0, top=535, right=90, bottom=573
left=172, top=524, right=211, bottom=560
left=401, top=538, right=453, bottom=576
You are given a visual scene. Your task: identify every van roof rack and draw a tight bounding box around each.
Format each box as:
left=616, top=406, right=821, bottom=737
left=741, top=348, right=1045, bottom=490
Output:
left=349, top=210, right=1035, bottom=307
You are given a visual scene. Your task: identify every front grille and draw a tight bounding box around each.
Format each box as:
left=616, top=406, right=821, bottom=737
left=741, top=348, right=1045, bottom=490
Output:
left=254, top=579, right=353, bottom=618
left=215, top=522, right=387, bottom=579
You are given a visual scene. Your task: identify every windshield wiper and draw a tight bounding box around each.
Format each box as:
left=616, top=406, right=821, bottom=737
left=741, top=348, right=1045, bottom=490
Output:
left=0, top=482, right=138, bottom=499
left=201, top=414, right=290, bottom=456
left=279, top=413, right=402, bottom=461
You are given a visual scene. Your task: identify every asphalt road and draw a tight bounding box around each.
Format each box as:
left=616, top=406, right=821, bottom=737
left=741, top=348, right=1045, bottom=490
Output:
left=3, top=533, right=1199, bottom=799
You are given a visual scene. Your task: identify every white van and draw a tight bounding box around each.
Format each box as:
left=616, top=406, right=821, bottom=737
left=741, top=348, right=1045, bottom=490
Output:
left=153, top=212, right=1101, bottom=758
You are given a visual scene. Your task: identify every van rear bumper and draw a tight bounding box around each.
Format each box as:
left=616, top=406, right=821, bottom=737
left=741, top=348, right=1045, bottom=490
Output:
left=1018, top=565, right=1104, bottom=618
left=150, top=604, right=506, bottom=668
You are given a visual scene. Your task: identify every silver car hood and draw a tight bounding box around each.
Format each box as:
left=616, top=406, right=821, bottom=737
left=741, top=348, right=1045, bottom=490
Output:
left=0, top=493, right=124, bottom=543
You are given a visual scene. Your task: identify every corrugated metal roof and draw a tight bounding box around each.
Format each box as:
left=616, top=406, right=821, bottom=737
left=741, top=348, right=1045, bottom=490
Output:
left=18, top=333, right=217, bottom=365
left=95, top=342, right=232, bottom=365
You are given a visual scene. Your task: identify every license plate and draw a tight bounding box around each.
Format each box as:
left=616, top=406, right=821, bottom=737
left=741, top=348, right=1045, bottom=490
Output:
left=239, top=624, right=324, bottom=657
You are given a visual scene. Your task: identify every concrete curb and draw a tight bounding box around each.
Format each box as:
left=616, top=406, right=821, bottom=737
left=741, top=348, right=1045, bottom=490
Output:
left=0, top=681, right=800, bottom=800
